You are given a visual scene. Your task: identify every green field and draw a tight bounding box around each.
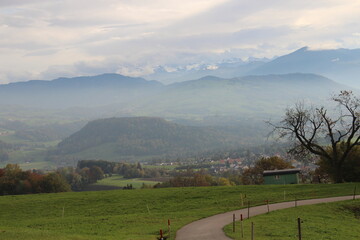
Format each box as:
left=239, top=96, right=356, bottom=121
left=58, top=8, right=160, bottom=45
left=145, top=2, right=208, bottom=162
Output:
left=94, top=175, right=161, bottom=189
left=18, top=161, right=56, bottom=171
left=0, top=133, right=59, bottom=164
left=224, top=199, right=360, bottom=240
left=0, top=183, right=358, bottom=240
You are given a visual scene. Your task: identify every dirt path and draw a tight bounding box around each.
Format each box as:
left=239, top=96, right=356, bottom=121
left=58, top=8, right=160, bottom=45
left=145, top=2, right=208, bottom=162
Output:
left=175, top=195, right=359, bottom=240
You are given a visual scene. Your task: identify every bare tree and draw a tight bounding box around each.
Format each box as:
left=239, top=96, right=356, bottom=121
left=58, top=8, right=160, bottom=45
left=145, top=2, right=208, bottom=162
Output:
left=271, top=91, right=360, bottom=183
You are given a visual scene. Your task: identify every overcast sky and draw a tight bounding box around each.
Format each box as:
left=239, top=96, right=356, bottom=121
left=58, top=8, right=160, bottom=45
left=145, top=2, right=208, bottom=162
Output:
left=1, top=0, right=360, bottom=83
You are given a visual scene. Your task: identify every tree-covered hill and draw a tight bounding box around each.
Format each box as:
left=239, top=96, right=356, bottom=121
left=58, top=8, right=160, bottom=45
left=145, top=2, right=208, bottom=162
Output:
left=50, top=117, right=245, bottom=161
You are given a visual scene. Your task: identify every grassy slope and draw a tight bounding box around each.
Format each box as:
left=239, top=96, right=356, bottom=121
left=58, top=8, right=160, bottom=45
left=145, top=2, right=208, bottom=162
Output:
left=0, top=183, right=358, bottom=240
left=224, top=199, right=360, bottom=240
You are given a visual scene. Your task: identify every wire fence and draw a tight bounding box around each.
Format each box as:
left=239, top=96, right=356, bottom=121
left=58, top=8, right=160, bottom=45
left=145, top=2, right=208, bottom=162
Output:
left=157, top=186, right=358, bottom=240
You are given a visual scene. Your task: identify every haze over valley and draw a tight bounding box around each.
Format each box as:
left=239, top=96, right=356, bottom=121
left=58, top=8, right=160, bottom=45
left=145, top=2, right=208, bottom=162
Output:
left=0, top=0, right=359, bottom=174
left=0, top=47, right=358, bottom=167
left=2, top=2, right=360, bottom=240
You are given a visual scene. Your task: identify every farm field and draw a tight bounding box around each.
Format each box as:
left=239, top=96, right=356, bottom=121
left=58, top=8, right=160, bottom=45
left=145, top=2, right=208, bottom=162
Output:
left=0, top=183, right=358, bottom=240
left=18, top=161, right=56, bottom=171
left=224, top=199, right=360, bottom=240
left=93, top=174, right=162, bottom=189
left=0, top=132, right=59, bottom=165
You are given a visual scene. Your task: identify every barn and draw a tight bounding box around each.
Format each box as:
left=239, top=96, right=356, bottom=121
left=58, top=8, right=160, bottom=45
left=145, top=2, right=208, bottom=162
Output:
left=263, top=168, right=301, bottom=185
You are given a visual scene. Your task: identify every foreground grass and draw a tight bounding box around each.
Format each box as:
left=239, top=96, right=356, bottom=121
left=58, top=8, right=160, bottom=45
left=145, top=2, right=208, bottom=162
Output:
left=224, top=199, right=360, bottom=240
left=94, top=175, right=161, bottom=189
left=0, top=183, right=358, bottom=240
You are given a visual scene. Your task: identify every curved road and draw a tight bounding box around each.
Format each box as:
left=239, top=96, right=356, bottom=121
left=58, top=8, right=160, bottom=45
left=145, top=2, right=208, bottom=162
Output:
left=176, top=195, right=359, bottom=240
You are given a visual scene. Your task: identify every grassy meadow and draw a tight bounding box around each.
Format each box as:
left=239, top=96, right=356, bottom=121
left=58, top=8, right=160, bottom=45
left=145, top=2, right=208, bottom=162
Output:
left=224, top=199, right=360, bottom=240
left=0, top=183, right=358, bottom=240
left=93, top=175, right=161, bottom=189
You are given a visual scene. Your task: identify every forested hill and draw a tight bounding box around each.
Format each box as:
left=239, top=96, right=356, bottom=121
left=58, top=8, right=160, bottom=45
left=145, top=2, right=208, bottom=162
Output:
left=51, top=117, right=243, bottom=160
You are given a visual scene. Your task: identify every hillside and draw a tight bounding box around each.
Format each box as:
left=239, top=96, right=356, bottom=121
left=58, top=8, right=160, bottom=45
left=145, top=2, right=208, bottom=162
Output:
left=250, top=47, right=360, bottom=88
left=0, top=183, right=356, bottom=240
left=224, top=199, right=360, bottom=240
left=50, top=117, right=244, bottom=161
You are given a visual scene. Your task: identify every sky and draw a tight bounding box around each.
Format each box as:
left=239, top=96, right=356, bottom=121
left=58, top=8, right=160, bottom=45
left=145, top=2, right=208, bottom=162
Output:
left=1, top=0, right=360, bottom=84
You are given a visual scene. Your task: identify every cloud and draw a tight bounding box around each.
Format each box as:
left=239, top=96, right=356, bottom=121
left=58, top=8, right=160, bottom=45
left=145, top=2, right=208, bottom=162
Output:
left=0, top=0, right=360, bottom=84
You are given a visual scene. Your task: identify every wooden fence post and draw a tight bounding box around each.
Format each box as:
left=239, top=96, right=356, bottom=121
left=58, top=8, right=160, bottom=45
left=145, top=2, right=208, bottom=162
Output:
left=297, top=218, right=302, bottom=240
left=248, top=201, right=250, bottom=219
left=168, top=219, right=171, bottom=239
left=233, top=214, right=236, bottom=232
left=240, top=214, right=244, bottom=238
left=284, top=190, right=286, bottom=200
left=251, top=222, right=254, bottom=240
left=353, top=186, right=357, bottom=200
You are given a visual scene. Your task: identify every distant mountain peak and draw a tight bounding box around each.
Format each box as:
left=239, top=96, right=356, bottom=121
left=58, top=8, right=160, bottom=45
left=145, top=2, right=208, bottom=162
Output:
left=294, top=46, right=309, bottom=52
left=197, top=75, right=224, bottom=81
left=249, top=47, right=360, bottom=87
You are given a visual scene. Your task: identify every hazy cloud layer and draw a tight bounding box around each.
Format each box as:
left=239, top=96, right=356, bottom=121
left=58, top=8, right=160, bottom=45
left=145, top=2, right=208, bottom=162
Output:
left=0, top=0, right=360, bottom=83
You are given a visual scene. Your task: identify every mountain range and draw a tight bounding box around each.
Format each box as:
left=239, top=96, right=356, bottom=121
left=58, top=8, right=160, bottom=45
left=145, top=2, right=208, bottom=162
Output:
left=143, top=47, right=360, bottom=88
left=0, top=73, right=162, bottom=109
left=0, top=72, right=352, bottom=122
left=1, top=47, right=359, bottom=165
left=136, top=73, right=348, bottom=119
left=249, top=47, right=360, bottom=88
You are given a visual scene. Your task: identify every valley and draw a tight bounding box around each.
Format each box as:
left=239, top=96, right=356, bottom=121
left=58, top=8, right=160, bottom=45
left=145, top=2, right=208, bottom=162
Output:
left=1, top=2, right=360, bottom=240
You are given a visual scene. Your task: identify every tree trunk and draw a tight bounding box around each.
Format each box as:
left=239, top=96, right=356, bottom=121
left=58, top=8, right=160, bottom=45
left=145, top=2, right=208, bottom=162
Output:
left=333, top=164, right=344, bottom=183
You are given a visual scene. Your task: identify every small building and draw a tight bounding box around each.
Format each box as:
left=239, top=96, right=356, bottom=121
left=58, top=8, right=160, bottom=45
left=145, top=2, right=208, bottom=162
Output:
left=263, top=168, right=301, bottom=185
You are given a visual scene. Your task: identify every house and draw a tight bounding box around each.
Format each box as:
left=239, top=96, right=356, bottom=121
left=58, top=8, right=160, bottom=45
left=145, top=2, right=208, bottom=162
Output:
left=263, top=168, right=301, bottom=185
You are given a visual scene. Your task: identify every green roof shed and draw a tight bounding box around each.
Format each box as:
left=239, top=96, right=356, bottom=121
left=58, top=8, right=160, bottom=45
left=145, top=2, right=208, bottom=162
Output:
left=263, top=168, right=301, bottom=185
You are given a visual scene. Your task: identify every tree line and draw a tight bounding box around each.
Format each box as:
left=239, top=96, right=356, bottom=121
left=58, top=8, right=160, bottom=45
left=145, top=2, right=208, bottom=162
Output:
left=0, top=164, right=70, bottom=195
left=58, top=160, right=170, bottom=191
